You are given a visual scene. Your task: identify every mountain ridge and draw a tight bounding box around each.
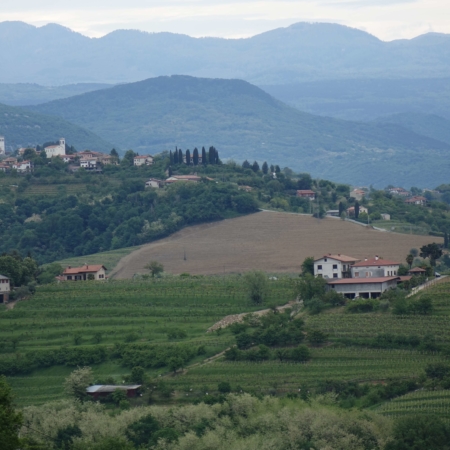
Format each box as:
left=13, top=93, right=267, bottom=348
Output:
left=1, top=21, right=450, bottom=85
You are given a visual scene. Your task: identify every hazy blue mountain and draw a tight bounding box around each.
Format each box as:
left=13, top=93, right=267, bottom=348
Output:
left=261, top=78, right=450, bottom=121
left=0, top=83, right=112, bottom=106
left=0, top=102, right=114, bottom=152
left=1, top=21, right=450, bottom=85
left=28, top=75, right=450, bottom=187
left=375, top=112, right=450, bottom=146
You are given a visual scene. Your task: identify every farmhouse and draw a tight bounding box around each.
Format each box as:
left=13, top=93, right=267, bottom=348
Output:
left=350, top=189, right=366, bottom=200
left=12, top=160, right=33, bottom=173
left=86, top=385, right=141, bottom=399
left=296, top=190, right=316, bottom=200
left=405, top=196, right=427, bottom=206
left=351, top=256, right=400, bottom=278
left=62, top=265, right=107, bottom=281
left=327, top=277, right=400, bottom=299
left=389, top=187, right=410, bottom=197
left=314, top=254, right=360, bottom=279
left=347, top=205, right=368, bottom=217
left=134, top=155, right=153, bottom=166
left=145, top=178, right=164, bottom=188
left=44, top=138, right=66, bottom=157
left=0, top=274, right=10, bottom=303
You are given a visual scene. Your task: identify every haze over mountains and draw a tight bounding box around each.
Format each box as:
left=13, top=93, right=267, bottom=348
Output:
left=1, top=21, right=450, bottom=85
left=27, top=76, right=450, bottom=188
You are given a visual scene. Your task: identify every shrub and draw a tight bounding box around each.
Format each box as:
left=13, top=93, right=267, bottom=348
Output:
left=218, top=381, right=231, bottom=394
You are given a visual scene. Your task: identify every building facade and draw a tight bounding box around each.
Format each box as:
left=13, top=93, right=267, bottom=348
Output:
left=327, top=277, right=400, bottom=299
left=314, top=254, right=360, bottom=279
left=296, top=190, right=316, bottom=200
left=44, top=138, right=66, bottom=157
left=351, top=257, right=400, bottom=278
left=62, top=265, right=107, bottom=281
left=134, top=155, right=154, bottom=166
left=0, top=136, right=5, bottom=155
left=0, top=275, right=10, bottom=303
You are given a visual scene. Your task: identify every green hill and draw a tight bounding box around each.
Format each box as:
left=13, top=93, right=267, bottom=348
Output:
left=375, top=112, right=450, bottom=146
left=29, top=75, right=450, bottom=187
left=0, top=102, right=115, bottom=152
left=0, top=82, right=112, bottom=106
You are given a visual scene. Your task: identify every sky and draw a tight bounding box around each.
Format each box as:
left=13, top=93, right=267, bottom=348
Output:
left=0, top=0, right=449, bottom=41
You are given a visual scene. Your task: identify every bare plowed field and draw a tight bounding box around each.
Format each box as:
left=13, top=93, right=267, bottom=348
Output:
left=110, top=211, right=442, bottom=278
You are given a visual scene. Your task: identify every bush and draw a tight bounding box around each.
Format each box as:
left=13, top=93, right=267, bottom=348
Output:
left=346, top=299, right=379, bottom=313
left=218, top=381, right=231, bottom=393
left=167, top=329, right=187, bottom=340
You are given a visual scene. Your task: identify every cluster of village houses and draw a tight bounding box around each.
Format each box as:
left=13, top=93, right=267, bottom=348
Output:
left=314, top=254, right=426, bottom=299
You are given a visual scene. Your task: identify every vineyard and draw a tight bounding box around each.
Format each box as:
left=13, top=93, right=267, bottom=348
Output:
left=0, top=276, right=293, bottom=406
left=2, top=276, right=450, bottom=411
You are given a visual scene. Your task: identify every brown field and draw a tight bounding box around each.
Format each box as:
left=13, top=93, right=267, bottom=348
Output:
left=110, top=211, right=442, bottom=279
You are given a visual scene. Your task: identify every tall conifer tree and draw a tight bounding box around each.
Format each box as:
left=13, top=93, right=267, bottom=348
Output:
left=178, top=149, right=183, bottom=164
left=173, top=148, right=179, bottom=164
left=186, top=149, right=191, bottom=165
left=202, top=147, right=207, bottom=166
left=169, top=150, right=174, bottom=165
left=193, top=148, right=199, bottom=166
left=262, top=162, right=269, bottom=174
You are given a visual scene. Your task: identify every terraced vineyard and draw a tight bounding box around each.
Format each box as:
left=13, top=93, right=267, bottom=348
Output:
left=376, top=390, right=450, bottom=421
left=0, top=276, right=293, bottom=405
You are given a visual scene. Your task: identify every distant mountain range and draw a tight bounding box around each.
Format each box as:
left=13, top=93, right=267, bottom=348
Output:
left=27, top=76, right=450, bottom=188
left=0, top=102, right=114, bottom=152
left=1, top=21, right=450, bottom=85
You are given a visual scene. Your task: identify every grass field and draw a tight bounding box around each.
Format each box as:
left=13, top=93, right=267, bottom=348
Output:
left=110, top=211, right=441, bottom=278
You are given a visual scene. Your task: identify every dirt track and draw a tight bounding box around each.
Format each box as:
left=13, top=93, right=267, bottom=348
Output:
left=110, top=211, right=442, bottom=279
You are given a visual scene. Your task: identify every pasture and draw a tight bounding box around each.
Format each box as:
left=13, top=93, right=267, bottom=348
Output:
left=110, top=211, right=441, bottom=278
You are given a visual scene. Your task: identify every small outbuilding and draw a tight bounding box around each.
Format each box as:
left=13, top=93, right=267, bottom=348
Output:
left=86, top=385, right=142, bottom=399
left=408, top=267, right=427, bottom=276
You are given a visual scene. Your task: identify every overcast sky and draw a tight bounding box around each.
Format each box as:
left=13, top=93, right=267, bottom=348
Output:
left=0, top=0, right=449, bottom=41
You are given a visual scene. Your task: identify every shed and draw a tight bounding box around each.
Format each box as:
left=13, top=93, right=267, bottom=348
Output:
left=86, top=385, right=142, bottom=399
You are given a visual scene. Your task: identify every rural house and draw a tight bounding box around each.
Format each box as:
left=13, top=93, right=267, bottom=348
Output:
left=351, top=257, right=400, bottom=278
left=12, top=160, right=33, bottom=173
left=296, top=190, right=316, bottom=200
left=0, top=274, right=10, bottom=303
left=347, top=205, right=368, bottom=217
left=44, top=138, right=66, bottom=157
left=145, top=178, right=164, bottom=188
left=350, top=189, right=366, bottom=200
left=0, top=162, right=9, bottom=173
left=314, top=254, right=360, bottom=279
left=405, top=196, right=427, bottom=206
left=165, top=175, right=202, bottom=184
left=62, top=265, right=107, bottom=281
left=134, top=155, right=153, bottom=166
left=327, top=277, right=400, bottom=299
left=389, top=187, right=410, bottom=197
left=86, top=385, right=141, bottom=399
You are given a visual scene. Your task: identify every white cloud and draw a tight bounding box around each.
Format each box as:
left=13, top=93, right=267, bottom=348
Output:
left=0, top=0, right=448, bottom=40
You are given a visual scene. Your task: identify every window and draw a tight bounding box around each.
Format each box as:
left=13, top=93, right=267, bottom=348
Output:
left=333, top=273, right=338, bottom=278
left=333, top=264, right=338, bottom=270
left=324, top=258, right=327, bottom=262
left=354, top=272, right=359, bottom=278
left=67, top=276, right=72, bottom=280
left=317, top=265, right=323, bottom=270
left=99, top=274, right=104, bottom=279
left=366, top=272, right=371, bottom=277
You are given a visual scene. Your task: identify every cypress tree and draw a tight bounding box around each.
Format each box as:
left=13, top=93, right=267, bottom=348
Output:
left=242, top=160, right=251, bottom=169
left=178, top=148, right=183, bottom=164
left=208, top=146, right=215, bottom=164
left=445, top=231, right=449, bottom=249
left=252, top=161, right=260, bottom=172
left=193, top=148, right=199, bottom=166
left=173, top=148, right=179, bottom=164
left=262, top=161, right=269, bottom=174
left=169, top=150, right=174, bottom=165
left=202, top=147, right=207, bottom=166
left=338, top=201, right=345, bottom=216
left=186, top=149, right=191, bottom=166
left=275, top=165, right=281, bottom=173
left=355, top=201, right=360, bottom=219
left=215, top=148, right=220, bottom=164
left=270, top=164, right=275, bottom=173
left=168, top=166, right=173, bottom=176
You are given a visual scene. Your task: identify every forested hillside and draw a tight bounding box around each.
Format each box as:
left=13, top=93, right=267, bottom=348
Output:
left=0, top=102, right=114, bottom=152
left=28, top=76, right=450, bottom=187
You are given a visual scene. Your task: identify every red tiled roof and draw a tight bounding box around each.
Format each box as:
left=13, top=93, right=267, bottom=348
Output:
left=327, top=277, right=400, bottom=285
left=352, top=258, right=399, bottom=267
left=399, top=276, right=413, bottom=282
left=409, top=267, right=426, bottom=273
left=297, top=190, right=315, bottom=195
left=315, top=254, right=360, bottom=263
left=63, top=265, right=106, bottom=274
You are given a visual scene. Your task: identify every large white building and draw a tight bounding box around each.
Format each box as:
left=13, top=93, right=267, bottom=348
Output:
left=44, top=138, right=66, bottom=157
left=314, top=254, right=360, bottom=279
left=327, top=277, right=400, bottom=299
left=0, top=136, right=5, bottom=155
left=351, top=257, right=400, bottom=278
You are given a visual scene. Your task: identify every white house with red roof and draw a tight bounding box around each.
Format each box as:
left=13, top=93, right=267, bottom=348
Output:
left=314, top=254, right=360, bottom=279
left=12, top=160, right=33, bottom=173
left=44, top=138, right=66, bottom=157
left=296, top=190, right=316, bottom=200
left=351, top=256, right=400, bottom=278
left=62, top=265, right=107, bottom=281
left=134, top=155, right=153, bottom=166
